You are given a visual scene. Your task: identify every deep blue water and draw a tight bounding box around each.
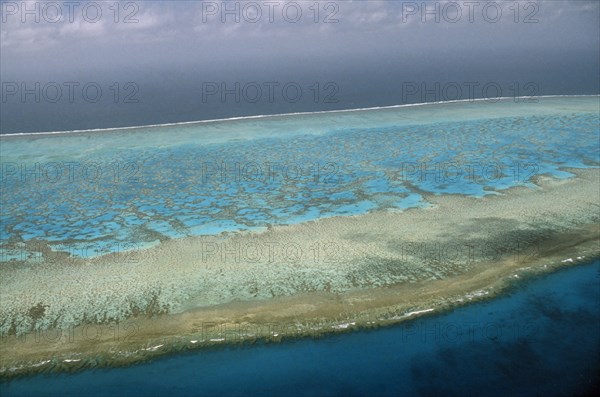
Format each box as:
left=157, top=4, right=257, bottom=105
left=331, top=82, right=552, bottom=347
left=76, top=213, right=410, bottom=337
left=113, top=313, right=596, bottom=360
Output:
left=2, top=260, right=598, bottom=397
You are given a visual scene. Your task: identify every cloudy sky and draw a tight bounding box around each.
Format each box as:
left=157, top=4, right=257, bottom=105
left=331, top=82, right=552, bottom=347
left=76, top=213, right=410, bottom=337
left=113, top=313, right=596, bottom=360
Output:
left=1, top=0, right=599, bottom=132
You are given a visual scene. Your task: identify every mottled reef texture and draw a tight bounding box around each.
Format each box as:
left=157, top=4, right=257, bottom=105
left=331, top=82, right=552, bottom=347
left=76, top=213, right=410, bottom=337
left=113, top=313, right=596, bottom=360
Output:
left=1, top=168, right=599, bottom=378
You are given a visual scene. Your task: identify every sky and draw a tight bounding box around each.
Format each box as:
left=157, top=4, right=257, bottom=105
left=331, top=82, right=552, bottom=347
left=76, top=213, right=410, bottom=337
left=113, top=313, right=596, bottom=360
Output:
left=0, top=0, right=599, bottom=132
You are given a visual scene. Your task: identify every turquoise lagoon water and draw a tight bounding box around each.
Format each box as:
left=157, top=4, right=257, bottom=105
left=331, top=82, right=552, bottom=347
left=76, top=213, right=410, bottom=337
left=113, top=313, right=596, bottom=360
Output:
left=1, top=97, right=599, bottom=259
left=1, top=260, right=598, bottom=396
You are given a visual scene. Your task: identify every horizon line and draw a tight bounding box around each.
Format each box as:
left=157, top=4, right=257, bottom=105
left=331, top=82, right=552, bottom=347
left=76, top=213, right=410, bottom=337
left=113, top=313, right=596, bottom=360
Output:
left=1, top=94, right=598, bottom=138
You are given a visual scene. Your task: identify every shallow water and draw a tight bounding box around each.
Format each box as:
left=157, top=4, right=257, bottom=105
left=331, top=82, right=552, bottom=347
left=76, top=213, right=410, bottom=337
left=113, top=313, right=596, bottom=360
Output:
left=1, top=97, right=599, bottom=260
left=1, top=260, right=598, bottom=397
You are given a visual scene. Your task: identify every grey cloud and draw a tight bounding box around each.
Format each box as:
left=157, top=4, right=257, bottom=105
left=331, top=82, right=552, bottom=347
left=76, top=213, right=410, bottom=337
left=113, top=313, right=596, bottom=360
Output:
left=0, top=1, right=598, bottom=79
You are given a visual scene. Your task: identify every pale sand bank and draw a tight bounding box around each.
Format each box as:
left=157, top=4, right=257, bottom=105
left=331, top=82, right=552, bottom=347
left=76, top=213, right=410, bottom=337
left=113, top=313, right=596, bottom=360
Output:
left=1, top=168, right=599, bottom=377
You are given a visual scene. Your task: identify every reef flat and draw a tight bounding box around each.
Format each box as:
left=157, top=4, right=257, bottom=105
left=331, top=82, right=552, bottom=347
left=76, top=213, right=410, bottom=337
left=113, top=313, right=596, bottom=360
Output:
left=1, top=167, right=598, bottom=378
left=2, top=97, right=599, bottom=261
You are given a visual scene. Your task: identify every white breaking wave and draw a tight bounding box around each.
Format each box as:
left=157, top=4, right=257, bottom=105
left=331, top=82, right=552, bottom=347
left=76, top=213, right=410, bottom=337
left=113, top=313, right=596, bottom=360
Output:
left=1, top=95, right=597, bottom=138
